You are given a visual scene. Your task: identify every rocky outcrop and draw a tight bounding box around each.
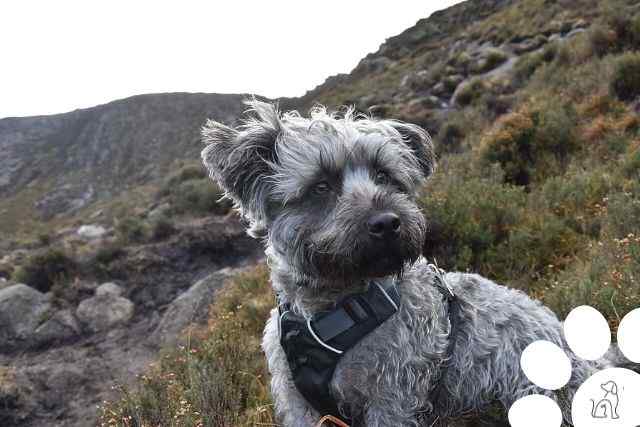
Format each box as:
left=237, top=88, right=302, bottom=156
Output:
left=95, top=282, right=123, bottom=297
left=76, top=291, right=134, bottom=333
left=76, top=224, right=107, bottom=240
left=150, top=267, right=242, bottom=347
left=0, top=212, right=263, bottom=426
left=32, top=309, right=80, bottom=347
left=0, top=285, right=50, bottom=352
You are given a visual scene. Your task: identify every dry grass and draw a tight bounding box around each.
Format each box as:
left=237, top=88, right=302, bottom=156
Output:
left=0, top=366, right=15, bottom=391
left=99, top=265, right=276, bottom=427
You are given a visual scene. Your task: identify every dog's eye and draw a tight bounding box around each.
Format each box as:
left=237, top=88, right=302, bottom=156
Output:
left=312, top=181, right=331, bottom=195
left=374, top=170, right=390, bottom=185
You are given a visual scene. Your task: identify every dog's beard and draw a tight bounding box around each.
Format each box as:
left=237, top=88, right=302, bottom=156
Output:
left=302, top=237, right=420, bottom=283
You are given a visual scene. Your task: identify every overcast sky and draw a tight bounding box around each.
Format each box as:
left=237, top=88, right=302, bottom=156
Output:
left=1, top=1, right=462, bottom=118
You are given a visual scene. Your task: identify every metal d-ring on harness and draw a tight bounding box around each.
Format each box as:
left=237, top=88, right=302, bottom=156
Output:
left=277, top=263, right=461, bottom=427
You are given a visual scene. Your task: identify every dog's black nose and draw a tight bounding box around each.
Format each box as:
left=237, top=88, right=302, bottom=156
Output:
left=367, top=212, right=401, bottom=239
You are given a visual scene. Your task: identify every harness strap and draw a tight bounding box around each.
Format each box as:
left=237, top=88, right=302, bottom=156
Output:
left=278, top=264, right=461, bottom=425
left=279, top=278, right=400, bottom=422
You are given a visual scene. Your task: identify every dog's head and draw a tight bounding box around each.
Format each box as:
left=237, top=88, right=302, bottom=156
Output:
left=202, top=99, right=434, bottom=283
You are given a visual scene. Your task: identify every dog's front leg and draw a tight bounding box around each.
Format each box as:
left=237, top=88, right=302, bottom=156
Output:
left=262, top=309, right=321, bottom=426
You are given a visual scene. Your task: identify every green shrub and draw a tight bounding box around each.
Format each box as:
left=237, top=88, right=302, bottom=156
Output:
left=94, top=243, right=126, bottom=265
left=480, top=99, right=578, bottom=185
left=171, top=179, right=231, bottom=215
left=513, top=45, right=556, bottom=85
left=12, top=249, right=76, bottom=293
left=541, top=41, right=558, bottom=62
left=37, top=233, right=52, bottom=246
left=610, top=52, right=640, bottom=101
left=455, top=78, right=487, bottom=107
left=436, top=120, right=465, bottom=154
left=481, top=93, right=513, bottom=119
left=150, top=215, right=176, bottom=240
left=170, top=164, right=207, bottom=185
left=159, top=164, right=208, bottom=197
left=115, top=216, right=148, bottom=244
left=472, top=49, right=508, bottom=74
left=443, top=75, right=463, bottom=93
left=514, top=52, right=544, bottom=85
left=99, top=265, right=275, bottom=427
left=158, top=164, right=231, bottom=216
left=448, top=50, right=472, bottom=74
left=589, top=23, right=616, bottom=57
left=601, top=5, right=640, bottom=52
left=535, top=100, right=578, bottom=157
left=537, top=168, right=613, bottom=237
left=420, top=171, right=527, bottom=283
left=499, top=212, right=583, bottom=282
left=554, top=41, right=574, bottom=66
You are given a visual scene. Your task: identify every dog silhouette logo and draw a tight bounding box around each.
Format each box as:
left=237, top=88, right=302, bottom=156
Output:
left=590, top=380, right=620, bottom=419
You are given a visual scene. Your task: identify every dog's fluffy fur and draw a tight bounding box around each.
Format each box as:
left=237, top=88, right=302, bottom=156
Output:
left=201, top=100, right=609, bottom=426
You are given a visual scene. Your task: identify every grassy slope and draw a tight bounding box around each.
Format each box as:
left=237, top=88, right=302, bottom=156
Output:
left=100, top=0, right=640, bottom=425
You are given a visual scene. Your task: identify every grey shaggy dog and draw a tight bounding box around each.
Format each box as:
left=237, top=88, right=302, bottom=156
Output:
left=201, top=100, right=611, bottom=426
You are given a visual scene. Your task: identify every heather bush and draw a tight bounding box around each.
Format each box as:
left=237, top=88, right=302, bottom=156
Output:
left=420, top=166, right=528, bottom=283
left=537, top=167, right=613, bottom=237
left=600, top=4, right=640, bottom=53
left=497, top=213, right=583, bottom=284
left=12, top=249, right=76, bottom=293
left=37, top=233, right=52, bottom=246
left=610, top=52, right=640, bottom=101
left=150, top=215, right=176, bottom=241
left=157, top=163, right=230, bottom=216
left=474, top=48, right=508, bottom=73
left=115, top=216, right=148, bottom=244
left=436, top=120, right=465, bottom=154
left=513, top=51, right=546, bottom=84
left=94, top=243, right=126, bottom=265
left=588, top=23, right=617, bottom=57
left=448, top=50, right=472, bottom=75
left=159, top=164, right=208, bottom=196
left=480, top=98, right=578, bottom=185
left=513, top=42, right=557, bottom=85
left=455, top=78, right=488, bottom=107
left=171, top=178, right=231, bottom=215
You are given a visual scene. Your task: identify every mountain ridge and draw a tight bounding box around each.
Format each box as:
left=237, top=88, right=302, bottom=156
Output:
left=0, top=0, right=540, bottom=236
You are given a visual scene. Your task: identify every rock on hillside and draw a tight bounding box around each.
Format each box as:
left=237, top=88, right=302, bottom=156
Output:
left=0, top=285, right=51, bottom=351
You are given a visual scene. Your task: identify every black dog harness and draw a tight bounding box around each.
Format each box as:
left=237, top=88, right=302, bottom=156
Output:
left=278, top=264, right=461, bottom=425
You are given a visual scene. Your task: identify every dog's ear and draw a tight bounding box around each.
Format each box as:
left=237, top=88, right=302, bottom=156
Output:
left=390, top=122, right=436, bottom=179
left=201, top=100, right=281, bottom=238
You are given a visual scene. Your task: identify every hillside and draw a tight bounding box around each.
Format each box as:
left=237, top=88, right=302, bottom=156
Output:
left=1, top=0, right=640, bottom=426
left=0, top=93, right=247, bottom=236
